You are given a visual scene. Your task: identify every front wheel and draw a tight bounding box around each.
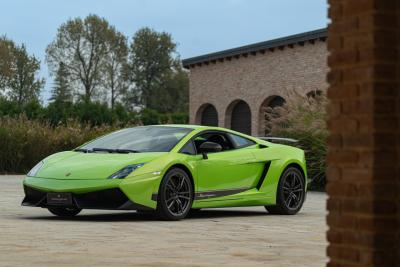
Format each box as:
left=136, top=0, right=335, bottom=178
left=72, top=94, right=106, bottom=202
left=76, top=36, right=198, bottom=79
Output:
left=156, top=168, right=193, bottom=220
left=48, top=206, right=82, bottom=217
left=265, top=167, right=306, bottom=215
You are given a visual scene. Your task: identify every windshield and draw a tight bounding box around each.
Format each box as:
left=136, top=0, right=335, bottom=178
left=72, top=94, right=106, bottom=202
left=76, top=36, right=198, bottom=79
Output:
left=79, top=126, right=193, bottom=153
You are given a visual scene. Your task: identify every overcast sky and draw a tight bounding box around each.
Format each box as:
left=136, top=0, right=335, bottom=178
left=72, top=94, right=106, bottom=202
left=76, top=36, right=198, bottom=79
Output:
left=0, top=0, right=328, bottom=102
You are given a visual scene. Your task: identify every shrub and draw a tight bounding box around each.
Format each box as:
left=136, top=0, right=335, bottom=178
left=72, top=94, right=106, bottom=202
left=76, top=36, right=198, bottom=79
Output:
left=140, top=109, right=189, bottom=125
left=140, top=108, right=161, bottom=125
left=0, top=98, right=187, bottom=127
left=0, top=109, right=188, bottom=174
left=0, top=116, right=118, bottom=174
left=0, top=97, right=189, bottom=174
left=170, top=112, right=189, bottom=124
left=265, top=91, right=327, bottom=190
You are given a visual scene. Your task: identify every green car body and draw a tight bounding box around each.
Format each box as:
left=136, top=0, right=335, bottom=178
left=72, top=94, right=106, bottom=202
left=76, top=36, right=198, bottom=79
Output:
left=22, top=125, right=307, bottom=219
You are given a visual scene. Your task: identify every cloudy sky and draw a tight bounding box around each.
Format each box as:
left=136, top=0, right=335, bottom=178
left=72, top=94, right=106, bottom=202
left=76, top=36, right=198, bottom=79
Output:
left=0, top=0, right=328, bottom=102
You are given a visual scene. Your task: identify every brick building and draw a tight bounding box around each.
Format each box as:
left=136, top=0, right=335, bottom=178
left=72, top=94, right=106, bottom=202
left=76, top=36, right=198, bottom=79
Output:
left=326, top=0, right=400, bottom=266
left=183, top=29, right=328, bottom=136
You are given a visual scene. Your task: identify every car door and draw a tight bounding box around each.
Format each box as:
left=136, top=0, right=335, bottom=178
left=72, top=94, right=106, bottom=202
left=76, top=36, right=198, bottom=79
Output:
left=192, top=131, right=260, bottom=194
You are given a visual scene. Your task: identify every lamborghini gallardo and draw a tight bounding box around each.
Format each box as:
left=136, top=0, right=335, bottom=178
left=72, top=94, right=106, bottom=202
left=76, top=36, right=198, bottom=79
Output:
left=22, top=125, right=307, bottom=220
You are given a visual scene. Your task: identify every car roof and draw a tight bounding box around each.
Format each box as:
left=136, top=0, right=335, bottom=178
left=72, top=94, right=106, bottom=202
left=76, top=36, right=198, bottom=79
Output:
left=150, top=124, right=257, bottom=138
left=150, top=124, right=208, bottom=129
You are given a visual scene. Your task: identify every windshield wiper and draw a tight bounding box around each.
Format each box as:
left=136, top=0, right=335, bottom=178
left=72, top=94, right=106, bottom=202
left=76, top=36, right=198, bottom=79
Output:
left=74, top=148, right=90, bottom=153
left=92, top=148, right=140, bottom=154
left=115, top=148, right=140, bottom=153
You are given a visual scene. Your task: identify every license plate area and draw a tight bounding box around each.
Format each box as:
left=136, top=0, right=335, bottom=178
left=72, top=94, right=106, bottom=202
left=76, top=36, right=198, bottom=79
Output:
left=47, top=193, right=73, bottom=206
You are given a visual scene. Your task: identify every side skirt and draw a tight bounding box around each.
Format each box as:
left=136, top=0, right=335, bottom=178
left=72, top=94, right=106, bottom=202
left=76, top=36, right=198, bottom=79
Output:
left=194, top=188, right=250, bottom=200
left=151, top=187, right=250, bottom=202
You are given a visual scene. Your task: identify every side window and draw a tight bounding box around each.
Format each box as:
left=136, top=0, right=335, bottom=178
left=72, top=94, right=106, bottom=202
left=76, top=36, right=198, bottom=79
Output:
left=180, top=141, right=196, bottom=155
left=229, top=133, right=256, bottom=148
left=193, top=132, right=235, bottom=152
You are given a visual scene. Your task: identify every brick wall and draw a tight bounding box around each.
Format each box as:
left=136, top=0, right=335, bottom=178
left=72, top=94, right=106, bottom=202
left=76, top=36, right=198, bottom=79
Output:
left=326, top=0, right=400, bottom=266
left=188, top=41, right=328, bottom=135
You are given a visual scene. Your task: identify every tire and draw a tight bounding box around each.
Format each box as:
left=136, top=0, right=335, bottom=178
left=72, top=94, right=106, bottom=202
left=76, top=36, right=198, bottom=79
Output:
left=265, top=167, right=306, bottom=215
left=156, top=168, right=193, bottom=221
left=48, top=206, right=82, bottom=217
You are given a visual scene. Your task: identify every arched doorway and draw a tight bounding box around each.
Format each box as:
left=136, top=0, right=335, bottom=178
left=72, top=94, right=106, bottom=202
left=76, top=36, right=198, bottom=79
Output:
left=259, top=95, right=286, bottom=135
left=226, top=100, right=251, bottom=135
left=195, top=103, right=218, bottom=126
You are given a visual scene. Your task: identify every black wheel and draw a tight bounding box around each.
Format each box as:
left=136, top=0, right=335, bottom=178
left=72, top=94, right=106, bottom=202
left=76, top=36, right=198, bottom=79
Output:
left=48, top=206, right=82, bottom=217
left=156, top=168, right=193, bottom=220
left=265, top=167, right=305, bottom=215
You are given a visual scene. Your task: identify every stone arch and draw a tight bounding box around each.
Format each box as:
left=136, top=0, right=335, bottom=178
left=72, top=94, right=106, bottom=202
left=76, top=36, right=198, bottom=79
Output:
left=259, top=95, right=286, bottom=135
left=225, top=100, right=252, bottom=135
left=195, top=103, right=218, bottom=126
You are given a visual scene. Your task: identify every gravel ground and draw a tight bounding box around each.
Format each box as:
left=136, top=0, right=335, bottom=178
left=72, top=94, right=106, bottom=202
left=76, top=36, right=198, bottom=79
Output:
left=0, top=175, right=327, bottom=267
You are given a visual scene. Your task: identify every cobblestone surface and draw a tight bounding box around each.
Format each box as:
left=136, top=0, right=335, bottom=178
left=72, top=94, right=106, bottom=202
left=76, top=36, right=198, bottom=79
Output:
left=0, top=175, right=327, bottom=267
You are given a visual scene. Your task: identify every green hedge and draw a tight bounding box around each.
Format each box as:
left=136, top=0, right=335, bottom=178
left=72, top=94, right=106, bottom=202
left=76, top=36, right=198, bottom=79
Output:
left=0, top=116, right=117, bottom=174
left=0, top=110, right=189, bottom=174
left=0, top=98, right=188, bottom=127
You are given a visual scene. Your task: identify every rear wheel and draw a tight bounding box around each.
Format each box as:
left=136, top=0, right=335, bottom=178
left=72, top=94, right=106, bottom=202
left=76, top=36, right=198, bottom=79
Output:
left=265, top=167, right=305, bottom=215
left=48, top=206, right=81, bottom=217
left=156, top=168, right=193, bottom=220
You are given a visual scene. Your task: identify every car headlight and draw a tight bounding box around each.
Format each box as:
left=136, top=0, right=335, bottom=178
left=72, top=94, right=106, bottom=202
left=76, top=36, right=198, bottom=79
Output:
left=27, top=161, right=44, bottom=177
left=108, top=163, right=145, bottom=179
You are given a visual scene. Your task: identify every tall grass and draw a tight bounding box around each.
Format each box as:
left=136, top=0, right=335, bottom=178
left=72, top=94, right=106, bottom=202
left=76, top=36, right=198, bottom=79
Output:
left=0, top=116, right=118, bottom=174
left=265, top=91, right=327, bottom=190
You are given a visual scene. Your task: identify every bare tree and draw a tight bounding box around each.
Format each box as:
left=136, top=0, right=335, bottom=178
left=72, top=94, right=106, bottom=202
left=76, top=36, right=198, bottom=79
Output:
left=46, top=15, right=124, bottom=103
left=104, top=30, right=128, bottom=109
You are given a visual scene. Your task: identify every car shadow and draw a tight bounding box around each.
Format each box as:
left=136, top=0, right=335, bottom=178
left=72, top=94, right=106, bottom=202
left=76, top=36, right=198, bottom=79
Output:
left=186, top=209, right=267, bottom=220
left=20, top=209, right=269, bottom=222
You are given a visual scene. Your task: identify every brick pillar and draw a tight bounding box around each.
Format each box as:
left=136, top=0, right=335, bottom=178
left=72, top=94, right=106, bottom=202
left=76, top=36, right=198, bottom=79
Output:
left=326, top=0, right=400, bottom=266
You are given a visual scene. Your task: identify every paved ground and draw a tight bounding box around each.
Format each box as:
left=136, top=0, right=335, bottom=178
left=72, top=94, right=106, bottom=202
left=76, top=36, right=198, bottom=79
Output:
left=0, top=175, right=327, bottom=267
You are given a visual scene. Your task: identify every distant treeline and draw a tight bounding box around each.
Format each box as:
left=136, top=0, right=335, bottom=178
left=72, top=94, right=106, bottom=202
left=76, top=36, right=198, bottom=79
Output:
left=0, top=98, right=188, bottom=126
left=0, top=14, right=188, bottom=125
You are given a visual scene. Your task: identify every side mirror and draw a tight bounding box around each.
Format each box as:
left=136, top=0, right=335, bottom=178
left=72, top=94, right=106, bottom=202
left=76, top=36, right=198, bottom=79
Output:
left=199, top=141, right=222, bottom=159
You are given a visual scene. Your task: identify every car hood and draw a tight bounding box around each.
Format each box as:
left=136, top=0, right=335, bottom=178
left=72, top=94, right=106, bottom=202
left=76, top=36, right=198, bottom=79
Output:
left=36, top=151, right=167, bottom=180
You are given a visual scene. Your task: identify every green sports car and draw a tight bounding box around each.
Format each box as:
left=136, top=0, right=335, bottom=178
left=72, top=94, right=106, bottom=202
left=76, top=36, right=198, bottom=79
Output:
left=22, top=125, right=307, bottom=220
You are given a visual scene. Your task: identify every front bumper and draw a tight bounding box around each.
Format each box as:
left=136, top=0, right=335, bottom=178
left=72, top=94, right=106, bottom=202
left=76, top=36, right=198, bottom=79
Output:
left=22, top=174, right=162, bottom=210
left=22, top=185, right=151, bottom=210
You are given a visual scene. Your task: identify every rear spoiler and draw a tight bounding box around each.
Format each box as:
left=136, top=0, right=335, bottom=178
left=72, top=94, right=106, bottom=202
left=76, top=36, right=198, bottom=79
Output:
left=256, top=136, right=299, bottom=143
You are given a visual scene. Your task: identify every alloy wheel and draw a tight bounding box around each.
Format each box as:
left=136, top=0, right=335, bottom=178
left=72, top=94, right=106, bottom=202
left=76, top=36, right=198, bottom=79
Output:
left=164, top=172, right=191, bottom=216
left=282, top=170, right=304, bottom=210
